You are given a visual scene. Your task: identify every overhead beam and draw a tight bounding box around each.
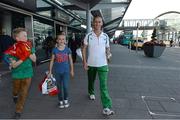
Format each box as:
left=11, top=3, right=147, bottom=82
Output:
left=91, top=2, right=129, bottom=11
left=117, top=26, right=155, bottom=30
left=72, top=24, right=81, bottom=27
left=69, top=18, right=75, bottom=25
left=105, top=27, right=117, bottom=33
left=104, top=16, right=122, bottom=27
left=65, top=0, right=88, bottom=10
left=106, top=29, right=116, bottom=33
left=36, top=7, right=53, bottom=12
left=43, top=0, right=82, bottom=22
left=62, top=5, right=84, bottom=11
left=89, top=0, right=101, bottom=9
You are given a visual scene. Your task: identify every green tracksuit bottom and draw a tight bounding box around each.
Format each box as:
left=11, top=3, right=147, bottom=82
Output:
left=88, top=65, right=112, bottom=108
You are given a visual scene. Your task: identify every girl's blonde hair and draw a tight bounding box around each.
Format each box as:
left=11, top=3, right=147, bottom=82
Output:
left=12, top=27, right=27, bottom=39
left=56, top=34, right=66, bottom=40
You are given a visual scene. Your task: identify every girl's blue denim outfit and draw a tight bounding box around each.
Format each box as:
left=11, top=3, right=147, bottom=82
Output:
left=52, top=46, right=71, bottom=101
left=55, top=72, right=69, bottom=101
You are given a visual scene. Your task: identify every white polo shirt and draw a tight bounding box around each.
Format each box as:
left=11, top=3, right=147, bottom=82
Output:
left=84, top=31, right=110, bottom=67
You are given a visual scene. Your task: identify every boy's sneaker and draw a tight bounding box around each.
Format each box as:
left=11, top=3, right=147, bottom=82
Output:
left=12, top=112, right=21, bottom=119
left=64, top=100, right=70, bottom=108
left=13, top=96, right=18, bottom=104
left=89, top=94, right=95, bottom=100
left=103, top=108, right=114, bottom=116
left=58, top=101, right=64, bottom=108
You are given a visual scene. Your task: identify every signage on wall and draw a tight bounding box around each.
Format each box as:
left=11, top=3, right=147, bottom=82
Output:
left=0, top=0, right=36, bottom=12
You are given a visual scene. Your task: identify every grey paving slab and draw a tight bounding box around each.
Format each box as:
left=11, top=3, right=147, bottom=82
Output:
left=161, top=101, right=180, bottom=113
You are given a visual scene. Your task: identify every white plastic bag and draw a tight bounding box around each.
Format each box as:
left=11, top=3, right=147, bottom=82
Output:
left=41, top=76, right=58, bottom=95
left=42, top=78, right=48, bottom=94
left=76, top=48, right=82, bottom=60
left=50, top=75, right=56, bottom=82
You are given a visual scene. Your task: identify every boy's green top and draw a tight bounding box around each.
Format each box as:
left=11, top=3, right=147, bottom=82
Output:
left=7, top=48, right=35, bottom=79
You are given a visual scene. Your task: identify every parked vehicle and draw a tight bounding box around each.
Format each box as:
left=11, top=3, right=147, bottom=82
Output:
left=131, top=40, right=144, bottom=50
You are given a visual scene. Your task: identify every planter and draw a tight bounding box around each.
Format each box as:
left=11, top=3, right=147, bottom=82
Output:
left=143, top=45, right=166, bottom=57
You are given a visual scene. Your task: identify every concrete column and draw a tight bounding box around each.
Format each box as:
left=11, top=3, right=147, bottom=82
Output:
left=54, top=22, right=56, bottom=37
left=175, top=32, right=177, bottom=42
left=86, top=4, right=91, bottom=34
left=3, top=12, right=12, bottom=36
left=168, top=32, right=170, bottom=40
left=172, top=32, right=174, bottom=41
left=25, top=15, right=34, bottom=45
left=165, top=32, right=167, bottom=40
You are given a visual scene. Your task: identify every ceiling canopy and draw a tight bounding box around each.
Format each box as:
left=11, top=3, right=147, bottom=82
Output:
left=38, top=0, right=132, bottom=37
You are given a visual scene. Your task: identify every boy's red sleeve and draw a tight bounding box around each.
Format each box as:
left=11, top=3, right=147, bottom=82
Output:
left=4, top=42, right=32, bottom=61
left=4, top=44, right=17, bottom=57
left=16, top=42, right=31, bottom=61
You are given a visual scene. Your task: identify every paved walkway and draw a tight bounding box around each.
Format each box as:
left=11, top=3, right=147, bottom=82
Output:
left=1, top=45, right=180, bottom=119
left=0, top=61, right=10, bottom=76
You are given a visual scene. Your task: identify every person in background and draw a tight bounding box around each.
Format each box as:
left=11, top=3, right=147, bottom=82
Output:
left=0, top=33, right=15, bottom=63
left=48, top=34, right=74, bottom=109
left=68, top=33, right=78, bottom=63
left=43, top=32, right=54, bottom=58
left=170, top=39, right=173, bottom=47
left=82, top=15, right=114, bottom=116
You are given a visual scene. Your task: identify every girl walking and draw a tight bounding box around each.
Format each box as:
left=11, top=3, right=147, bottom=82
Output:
left=48, top=33, right=74, bottom=108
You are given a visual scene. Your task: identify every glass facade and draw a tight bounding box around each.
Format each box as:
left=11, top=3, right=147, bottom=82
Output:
left=56, top=9, right=70, bottom=22
left=33, top=18, right=54, bottom=61
left=36, top=0, right=53, bottom=17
